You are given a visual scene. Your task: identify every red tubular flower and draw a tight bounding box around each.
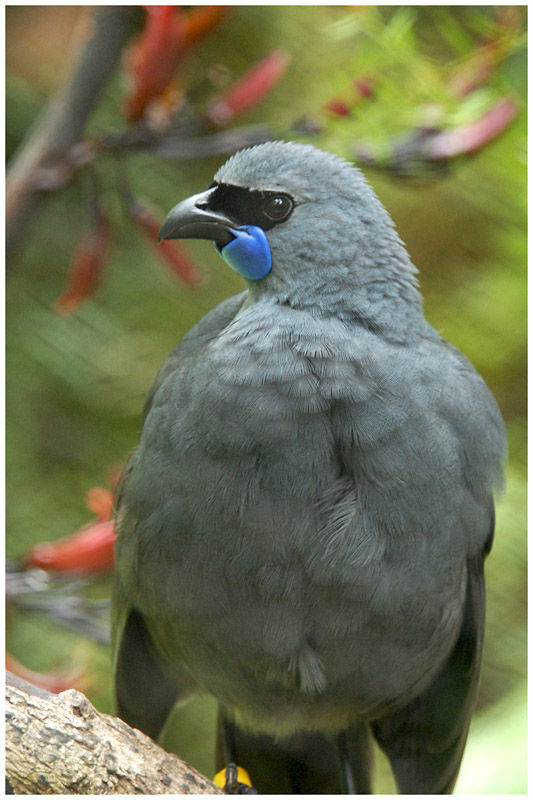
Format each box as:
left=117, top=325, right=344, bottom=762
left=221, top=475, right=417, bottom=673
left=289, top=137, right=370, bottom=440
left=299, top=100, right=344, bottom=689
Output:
left=423, top=98, right=519, bottom=160
left=181, top=5, right=230, bottom=48
left=324, top=99, right=351, bottom=117
left=130, top=201, right=203, bottom=286
left=125, top=6, right=229, bottom=121
left=324, top=77, right=374, bottom=118
left=353, top=77, right=375, bottom=99
left=85, top=487, right=114, bottom=522
left=206, top=49, right=291, bottom=127
left=24, top=520, right=116, bottom=574
left=125, top=6, right=185, bottom=121
left=157, top=238, right=205, bottom=286
left=54, top=210, right=112, bottom=316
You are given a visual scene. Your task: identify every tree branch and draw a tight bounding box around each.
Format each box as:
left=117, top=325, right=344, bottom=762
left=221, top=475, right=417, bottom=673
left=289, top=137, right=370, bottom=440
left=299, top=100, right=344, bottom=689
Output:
left=5, top=673, right=221, bottom=794
left=6, top=6, right=138, bottom=255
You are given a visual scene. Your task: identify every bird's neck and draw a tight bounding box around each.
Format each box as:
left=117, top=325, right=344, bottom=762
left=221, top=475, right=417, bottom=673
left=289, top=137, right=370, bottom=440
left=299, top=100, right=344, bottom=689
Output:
left=249, top=247, right=431, bottom=345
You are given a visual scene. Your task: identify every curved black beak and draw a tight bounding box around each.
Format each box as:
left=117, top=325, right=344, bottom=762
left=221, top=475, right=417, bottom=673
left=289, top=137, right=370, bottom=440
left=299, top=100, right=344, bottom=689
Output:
left=158, top=190, right=236, bottom=249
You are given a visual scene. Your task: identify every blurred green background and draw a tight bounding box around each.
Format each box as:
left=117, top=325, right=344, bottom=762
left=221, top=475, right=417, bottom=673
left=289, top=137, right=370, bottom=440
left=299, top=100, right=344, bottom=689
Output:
left=6, top=6, right=526, bottom=794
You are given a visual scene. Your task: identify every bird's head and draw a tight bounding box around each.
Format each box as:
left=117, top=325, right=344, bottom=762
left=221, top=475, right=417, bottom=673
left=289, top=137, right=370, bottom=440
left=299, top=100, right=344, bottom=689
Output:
left=159, top=141, right=425, bottom=337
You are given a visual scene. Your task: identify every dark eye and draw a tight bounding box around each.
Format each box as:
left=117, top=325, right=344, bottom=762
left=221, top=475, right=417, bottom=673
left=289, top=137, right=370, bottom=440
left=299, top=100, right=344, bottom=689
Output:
left=263, top=195, right=293, bottom=221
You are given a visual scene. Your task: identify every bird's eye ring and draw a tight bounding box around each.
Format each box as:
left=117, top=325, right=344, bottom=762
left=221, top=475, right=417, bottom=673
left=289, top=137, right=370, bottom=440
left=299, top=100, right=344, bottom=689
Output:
left=263, top=195, right=293, bottom=221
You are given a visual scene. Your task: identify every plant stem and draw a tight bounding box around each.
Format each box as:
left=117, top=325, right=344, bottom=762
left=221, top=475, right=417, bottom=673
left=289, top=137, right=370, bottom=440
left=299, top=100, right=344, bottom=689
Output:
left=6, top=6, right=138, bottom=256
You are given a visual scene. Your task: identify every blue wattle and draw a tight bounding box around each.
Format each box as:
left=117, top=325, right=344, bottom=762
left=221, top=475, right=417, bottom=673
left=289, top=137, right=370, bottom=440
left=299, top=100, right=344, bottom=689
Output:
left=220, top=225, right=272, bottom=280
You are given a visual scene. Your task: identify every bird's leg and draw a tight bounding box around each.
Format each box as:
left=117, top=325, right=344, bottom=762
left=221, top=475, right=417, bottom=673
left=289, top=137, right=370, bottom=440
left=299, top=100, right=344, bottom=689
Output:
left=219, top=763, right=258, bottom=795
left=215, top=716, right=258, bottom=795
left=337, top=731, right=357, bottom=794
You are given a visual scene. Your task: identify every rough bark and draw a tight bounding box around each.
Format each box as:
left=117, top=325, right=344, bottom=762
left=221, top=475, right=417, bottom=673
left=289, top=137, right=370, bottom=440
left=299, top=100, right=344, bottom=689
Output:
left=5, top=674, right=221, bottom=794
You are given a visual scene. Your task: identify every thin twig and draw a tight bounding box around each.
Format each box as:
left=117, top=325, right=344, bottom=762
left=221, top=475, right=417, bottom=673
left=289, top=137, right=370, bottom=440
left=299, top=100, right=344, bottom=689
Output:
left=6, top=6, right=138, bottom=255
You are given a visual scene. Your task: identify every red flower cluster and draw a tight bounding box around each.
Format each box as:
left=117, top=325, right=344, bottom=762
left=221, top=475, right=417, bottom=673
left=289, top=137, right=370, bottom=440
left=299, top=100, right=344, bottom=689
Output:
left=129, top=201, right=203, bottom=286
left=25, top=483, right=116, bottom=575
left=125, top=6, right=229, bottom=121
left=54, top=209, right=112, bottom=316
left=206, top=50, right=291, bottom=127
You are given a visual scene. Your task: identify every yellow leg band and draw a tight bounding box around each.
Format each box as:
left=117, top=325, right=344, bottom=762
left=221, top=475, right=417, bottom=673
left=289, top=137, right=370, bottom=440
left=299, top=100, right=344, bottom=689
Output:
left=214, top=765, right=253, bottom=789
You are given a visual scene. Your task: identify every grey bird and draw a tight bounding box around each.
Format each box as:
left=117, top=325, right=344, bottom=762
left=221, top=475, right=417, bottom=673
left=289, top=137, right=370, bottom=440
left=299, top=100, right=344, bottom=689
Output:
left=112, top=141, right=506, bottom=794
